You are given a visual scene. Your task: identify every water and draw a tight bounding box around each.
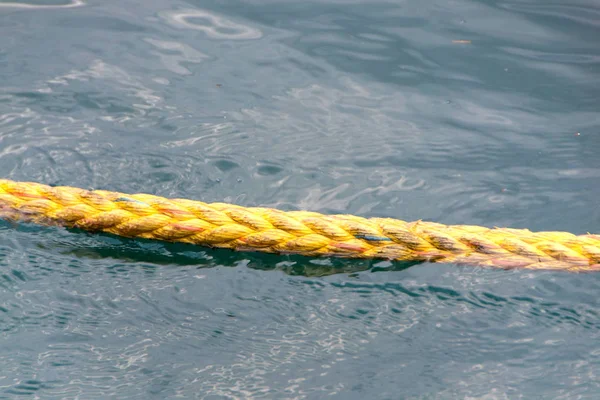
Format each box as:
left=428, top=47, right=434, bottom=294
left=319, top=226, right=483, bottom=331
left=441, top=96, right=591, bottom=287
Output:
left=0, top=0, right=599, bottom=398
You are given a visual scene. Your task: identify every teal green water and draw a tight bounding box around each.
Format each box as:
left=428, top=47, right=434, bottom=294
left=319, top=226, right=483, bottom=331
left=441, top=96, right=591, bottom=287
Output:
left=0, top=0, right=599, bottom=398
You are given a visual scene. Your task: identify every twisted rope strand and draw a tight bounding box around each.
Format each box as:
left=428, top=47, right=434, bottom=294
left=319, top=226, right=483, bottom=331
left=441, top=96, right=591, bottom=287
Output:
left=1, top=179, right=599, bottom=272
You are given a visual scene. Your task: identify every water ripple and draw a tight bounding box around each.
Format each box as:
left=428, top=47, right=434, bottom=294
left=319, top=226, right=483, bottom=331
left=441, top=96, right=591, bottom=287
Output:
left=0, top=0, right=84, bottom=9
left=144, top=38, right=210, bottom=75
left=160, top=9, right=262, bottom=40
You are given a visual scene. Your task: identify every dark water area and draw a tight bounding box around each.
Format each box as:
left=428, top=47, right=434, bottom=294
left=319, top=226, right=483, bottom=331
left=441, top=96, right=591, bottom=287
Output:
left=0, top=0, right=599, bottom=398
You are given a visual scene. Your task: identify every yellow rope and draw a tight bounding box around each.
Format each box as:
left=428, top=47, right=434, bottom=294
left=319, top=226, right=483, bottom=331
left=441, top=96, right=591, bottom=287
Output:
left=0, top=179, right=598, bottom=272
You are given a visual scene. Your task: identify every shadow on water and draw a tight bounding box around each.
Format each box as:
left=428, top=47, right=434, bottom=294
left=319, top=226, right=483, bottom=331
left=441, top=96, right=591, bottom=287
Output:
left=63, top=237, right=422, bottom=277
left=1, top=220, right=421, bottom=277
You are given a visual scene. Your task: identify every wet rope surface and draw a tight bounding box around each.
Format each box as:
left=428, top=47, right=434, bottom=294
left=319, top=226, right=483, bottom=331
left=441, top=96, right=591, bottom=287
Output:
left=1, top=179, right=599, bottom=272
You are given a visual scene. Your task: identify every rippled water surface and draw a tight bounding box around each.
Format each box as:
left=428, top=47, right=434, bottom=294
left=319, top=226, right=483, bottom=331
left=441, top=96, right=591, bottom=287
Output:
left=0, top=0, right=599, bottom=398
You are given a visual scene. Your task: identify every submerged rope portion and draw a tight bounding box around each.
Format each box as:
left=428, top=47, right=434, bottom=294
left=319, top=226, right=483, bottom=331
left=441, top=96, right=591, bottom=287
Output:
left=0, top=179, right=599, bottom=272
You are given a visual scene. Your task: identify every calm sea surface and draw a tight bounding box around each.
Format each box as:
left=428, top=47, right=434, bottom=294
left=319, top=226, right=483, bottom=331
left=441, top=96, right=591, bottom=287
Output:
left=0, top=0, right=599, bottom=398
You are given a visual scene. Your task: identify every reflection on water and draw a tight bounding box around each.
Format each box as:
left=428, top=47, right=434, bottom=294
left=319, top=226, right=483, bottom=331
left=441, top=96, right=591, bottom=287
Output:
left=160, top=9, right=262, bottom=40
left=144, top=38, right=210, bottom=76
left=0, top=0, right=84, bottom=9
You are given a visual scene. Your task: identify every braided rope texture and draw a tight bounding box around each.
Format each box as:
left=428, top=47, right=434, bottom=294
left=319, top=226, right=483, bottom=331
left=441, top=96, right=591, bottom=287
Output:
left=0, top=179, right=599, bottom=272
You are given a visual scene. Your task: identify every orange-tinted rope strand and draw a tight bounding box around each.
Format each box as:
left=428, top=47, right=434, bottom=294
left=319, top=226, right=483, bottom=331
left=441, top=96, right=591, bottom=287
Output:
left=0, top=179, right=599, bottom=272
